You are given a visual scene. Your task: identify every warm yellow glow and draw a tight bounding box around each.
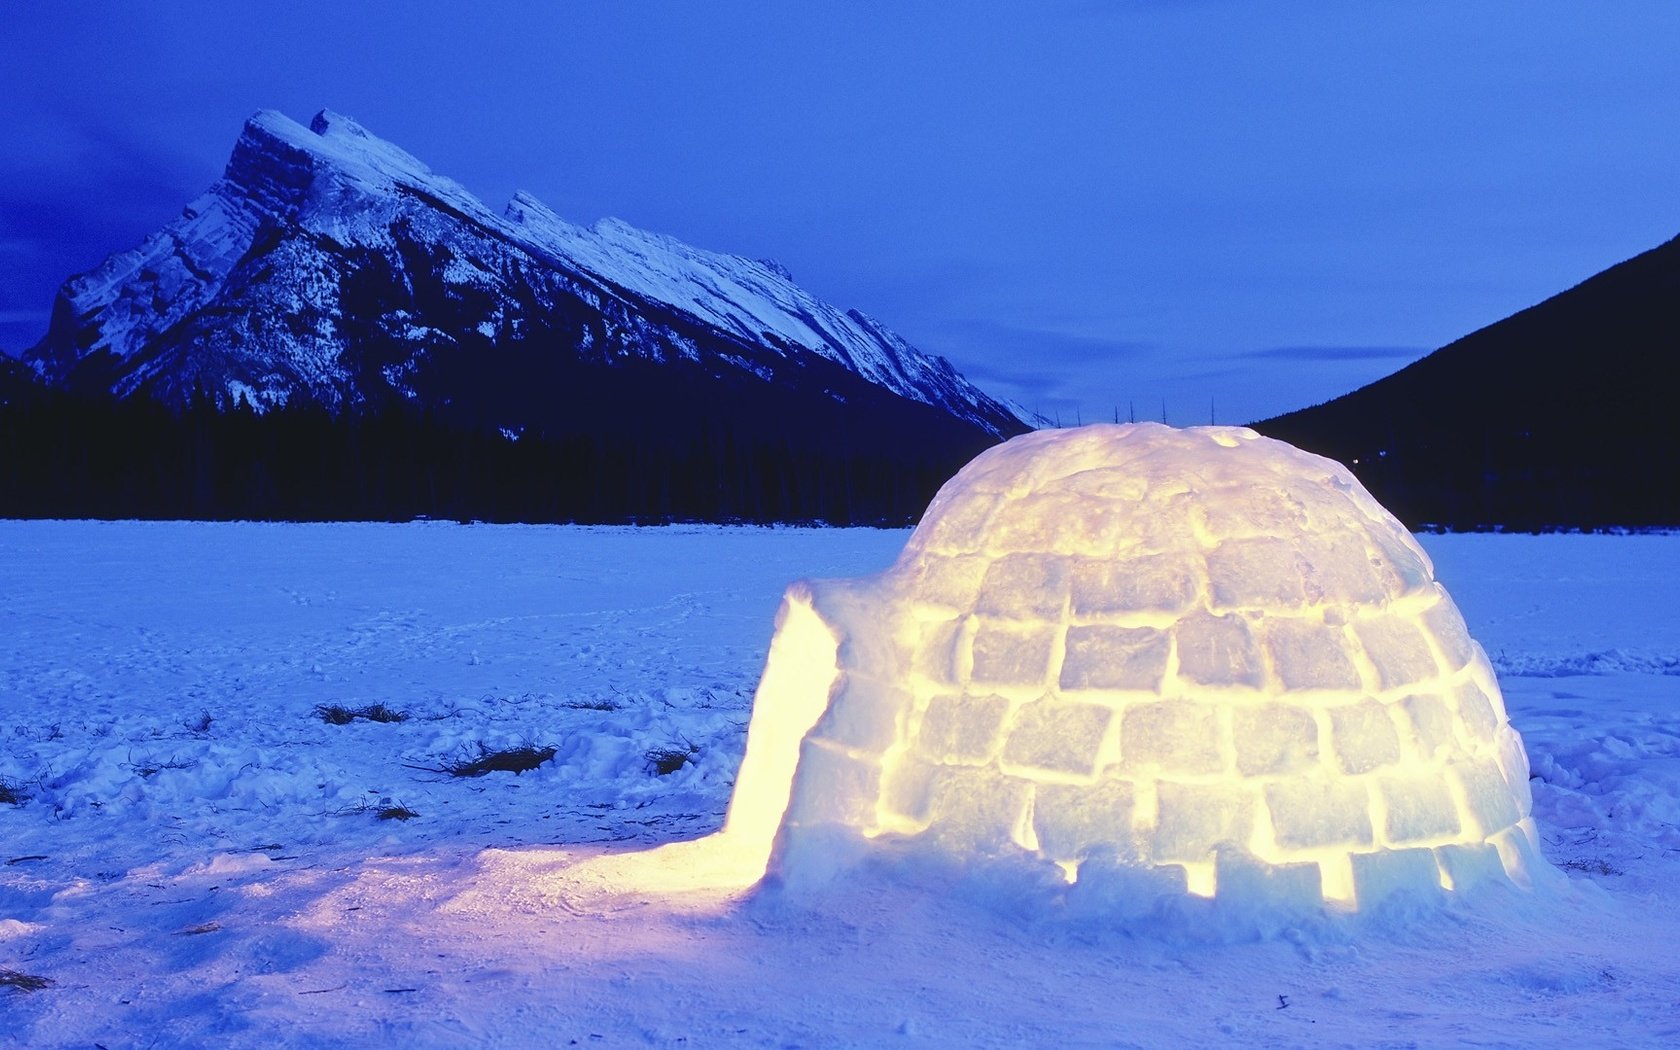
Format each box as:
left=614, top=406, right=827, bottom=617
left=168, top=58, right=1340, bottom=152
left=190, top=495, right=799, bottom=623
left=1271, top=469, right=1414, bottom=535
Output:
left=554, top=424, right=1547, bottom=917
left=1010, top=794, right=1041, bottom=852
left=1318, top=855, right=1356, bottom=906
left=561, top=587, right=839, bottom=893
left=1434, top=854, right=1456, bottom=892
left=719, top=588, right=841, bottom=852
left=1183, top=862, right=1216, bottom=898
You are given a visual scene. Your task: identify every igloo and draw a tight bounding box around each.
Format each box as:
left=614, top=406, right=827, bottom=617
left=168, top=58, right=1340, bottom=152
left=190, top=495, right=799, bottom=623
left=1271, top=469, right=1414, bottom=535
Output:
left=696, top=423, right=1548, bottom=913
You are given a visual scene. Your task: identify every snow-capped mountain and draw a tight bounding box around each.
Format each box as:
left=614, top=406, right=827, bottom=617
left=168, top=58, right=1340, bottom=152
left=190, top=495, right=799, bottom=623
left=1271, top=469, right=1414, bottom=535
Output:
left=26, top=109, right=1025, bottom=443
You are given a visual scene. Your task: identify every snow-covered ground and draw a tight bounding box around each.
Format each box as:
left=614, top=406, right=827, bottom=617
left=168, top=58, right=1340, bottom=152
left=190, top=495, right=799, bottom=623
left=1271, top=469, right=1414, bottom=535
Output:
left=1, top=522, right=1676, bottom=1047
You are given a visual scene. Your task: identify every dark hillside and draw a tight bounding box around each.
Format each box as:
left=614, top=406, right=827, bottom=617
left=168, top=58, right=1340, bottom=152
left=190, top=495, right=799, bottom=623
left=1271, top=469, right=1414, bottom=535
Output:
left=0, top=383, right=981, bottom=526
left=1256, top=233, right=1680, bottom=528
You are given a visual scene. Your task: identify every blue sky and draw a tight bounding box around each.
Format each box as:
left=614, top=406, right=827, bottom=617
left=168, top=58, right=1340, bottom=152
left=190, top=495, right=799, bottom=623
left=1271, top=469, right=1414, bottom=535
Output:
left=3, top=2, right=1678, bottom=425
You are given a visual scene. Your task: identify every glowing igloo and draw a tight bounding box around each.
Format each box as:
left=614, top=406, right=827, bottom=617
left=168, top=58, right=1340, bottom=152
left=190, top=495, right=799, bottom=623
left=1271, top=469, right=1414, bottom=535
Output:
left=713, top=423, right=1547, bottom=912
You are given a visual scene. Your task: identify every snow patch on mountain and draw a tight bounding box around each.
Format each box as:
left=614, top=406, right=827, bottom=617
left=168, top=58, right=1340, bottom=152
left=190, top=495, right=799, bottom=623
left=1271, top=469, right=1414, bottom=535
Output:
left=28, top=109, right=1024, bottom=437
left=500, top=193, right=1001, bottom=421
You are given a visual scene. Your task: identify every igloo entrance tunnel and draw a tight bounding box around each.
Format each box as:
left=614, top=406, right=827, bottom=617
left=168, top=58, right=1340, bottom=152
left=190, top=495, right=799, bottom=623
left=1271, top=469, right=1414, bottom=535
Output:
left=629, top=424, right=1548, bottom=913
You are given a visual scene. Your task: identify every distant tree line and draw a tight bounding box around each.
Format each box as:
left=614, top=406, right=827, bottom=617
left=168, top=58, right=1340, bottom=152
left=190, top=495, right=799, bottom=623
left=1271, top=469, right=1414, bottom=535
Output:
left=1253, top=226, right=1680, bottom=532
left=0, top=388, right=968, bottom=526
left=1261, top=421, right=1680, bottom=532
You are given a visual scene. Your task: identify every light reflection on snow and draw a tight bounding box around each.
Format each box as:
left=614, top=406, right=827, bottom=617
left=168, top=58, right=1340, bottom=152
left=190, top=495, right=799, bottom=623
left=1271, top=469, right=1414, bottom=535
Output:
left=567, top=425, right=1557, bottom=916
left=2, top=520, right=1678, bottom=1045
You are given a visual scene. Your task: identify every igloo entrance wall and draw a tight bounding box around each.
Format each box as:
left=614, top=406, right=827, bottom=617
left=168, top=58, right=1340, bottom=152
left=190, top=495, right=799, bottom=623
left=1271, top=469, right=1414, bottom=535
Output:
left=731, top=424, right=1548, bottom=912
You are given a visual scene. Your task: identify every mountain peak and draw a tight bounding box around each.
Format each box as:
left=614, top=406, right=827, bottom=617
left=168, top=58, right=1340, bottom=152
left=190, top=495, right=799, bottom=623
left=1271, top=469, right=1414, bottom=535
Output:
left=233, top=108, right=490, bottom=223
left=504, top=189, right=569, bottom=227
left=308, top=108, right=369, bottom=138
left=26, top=108, right=1027, bottom=441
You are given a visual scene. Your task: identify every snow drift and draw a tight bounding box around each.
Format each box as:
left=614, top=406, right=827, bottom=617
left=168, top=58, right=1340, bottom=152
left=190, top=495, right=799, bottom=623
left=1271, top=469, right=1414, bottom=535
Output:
left=7, top=520, right=1678, bottom=1045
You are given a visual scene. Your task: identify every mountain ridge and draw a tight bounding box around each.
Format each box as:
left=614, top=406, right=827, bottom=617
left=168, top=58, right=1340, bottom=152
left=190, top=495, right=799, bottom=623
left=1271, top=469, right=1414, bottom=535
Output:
left=6, top=108, right=1028, bottom=525
left=26, top=108, right=1024, bottom=443
left=1254, top=231, right=1680, bottom=528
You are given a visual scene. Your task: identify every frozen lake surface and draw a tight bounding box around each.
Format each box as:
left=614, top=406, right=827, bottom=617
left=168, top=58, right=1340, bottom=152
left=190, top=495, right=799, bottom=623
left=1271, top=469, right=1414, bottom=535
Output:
left=2, top=522, right=1677, bottom=1047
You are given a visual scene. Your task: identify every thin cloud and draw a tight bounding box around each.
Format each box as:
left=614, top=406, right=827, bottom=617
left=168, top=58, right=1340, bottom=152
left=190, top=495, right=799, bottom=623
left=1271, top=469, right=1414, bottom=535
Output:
left=1245, top=345, right=1429, bottom=363
left=917, top=320, right=1157, bottom=409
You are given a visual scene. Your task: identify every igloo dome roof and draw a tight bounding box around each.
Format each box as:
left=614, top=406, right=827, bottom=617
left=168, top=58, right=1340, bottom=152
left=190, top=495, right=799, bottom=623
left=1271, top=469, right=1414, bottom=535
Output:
left=903, top=422, right=1431, bottom=600
left=703, top=424, right=1546, bottom=915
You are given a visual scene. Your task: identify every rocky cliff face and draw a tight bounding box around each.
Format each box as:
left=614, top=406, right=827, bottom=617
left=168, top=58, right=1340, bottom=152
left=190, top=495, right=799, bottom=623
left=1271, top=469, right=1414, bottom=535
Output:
left=27, top=109, right=1025, bottom=446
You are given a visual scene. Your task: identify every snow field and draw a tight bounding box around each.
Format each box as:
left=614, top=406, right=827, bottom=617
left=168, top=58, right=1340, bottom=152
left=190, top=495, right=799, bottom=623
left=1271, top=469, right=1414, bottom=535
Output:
left=1, top=521, right=1678, bottom=1047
